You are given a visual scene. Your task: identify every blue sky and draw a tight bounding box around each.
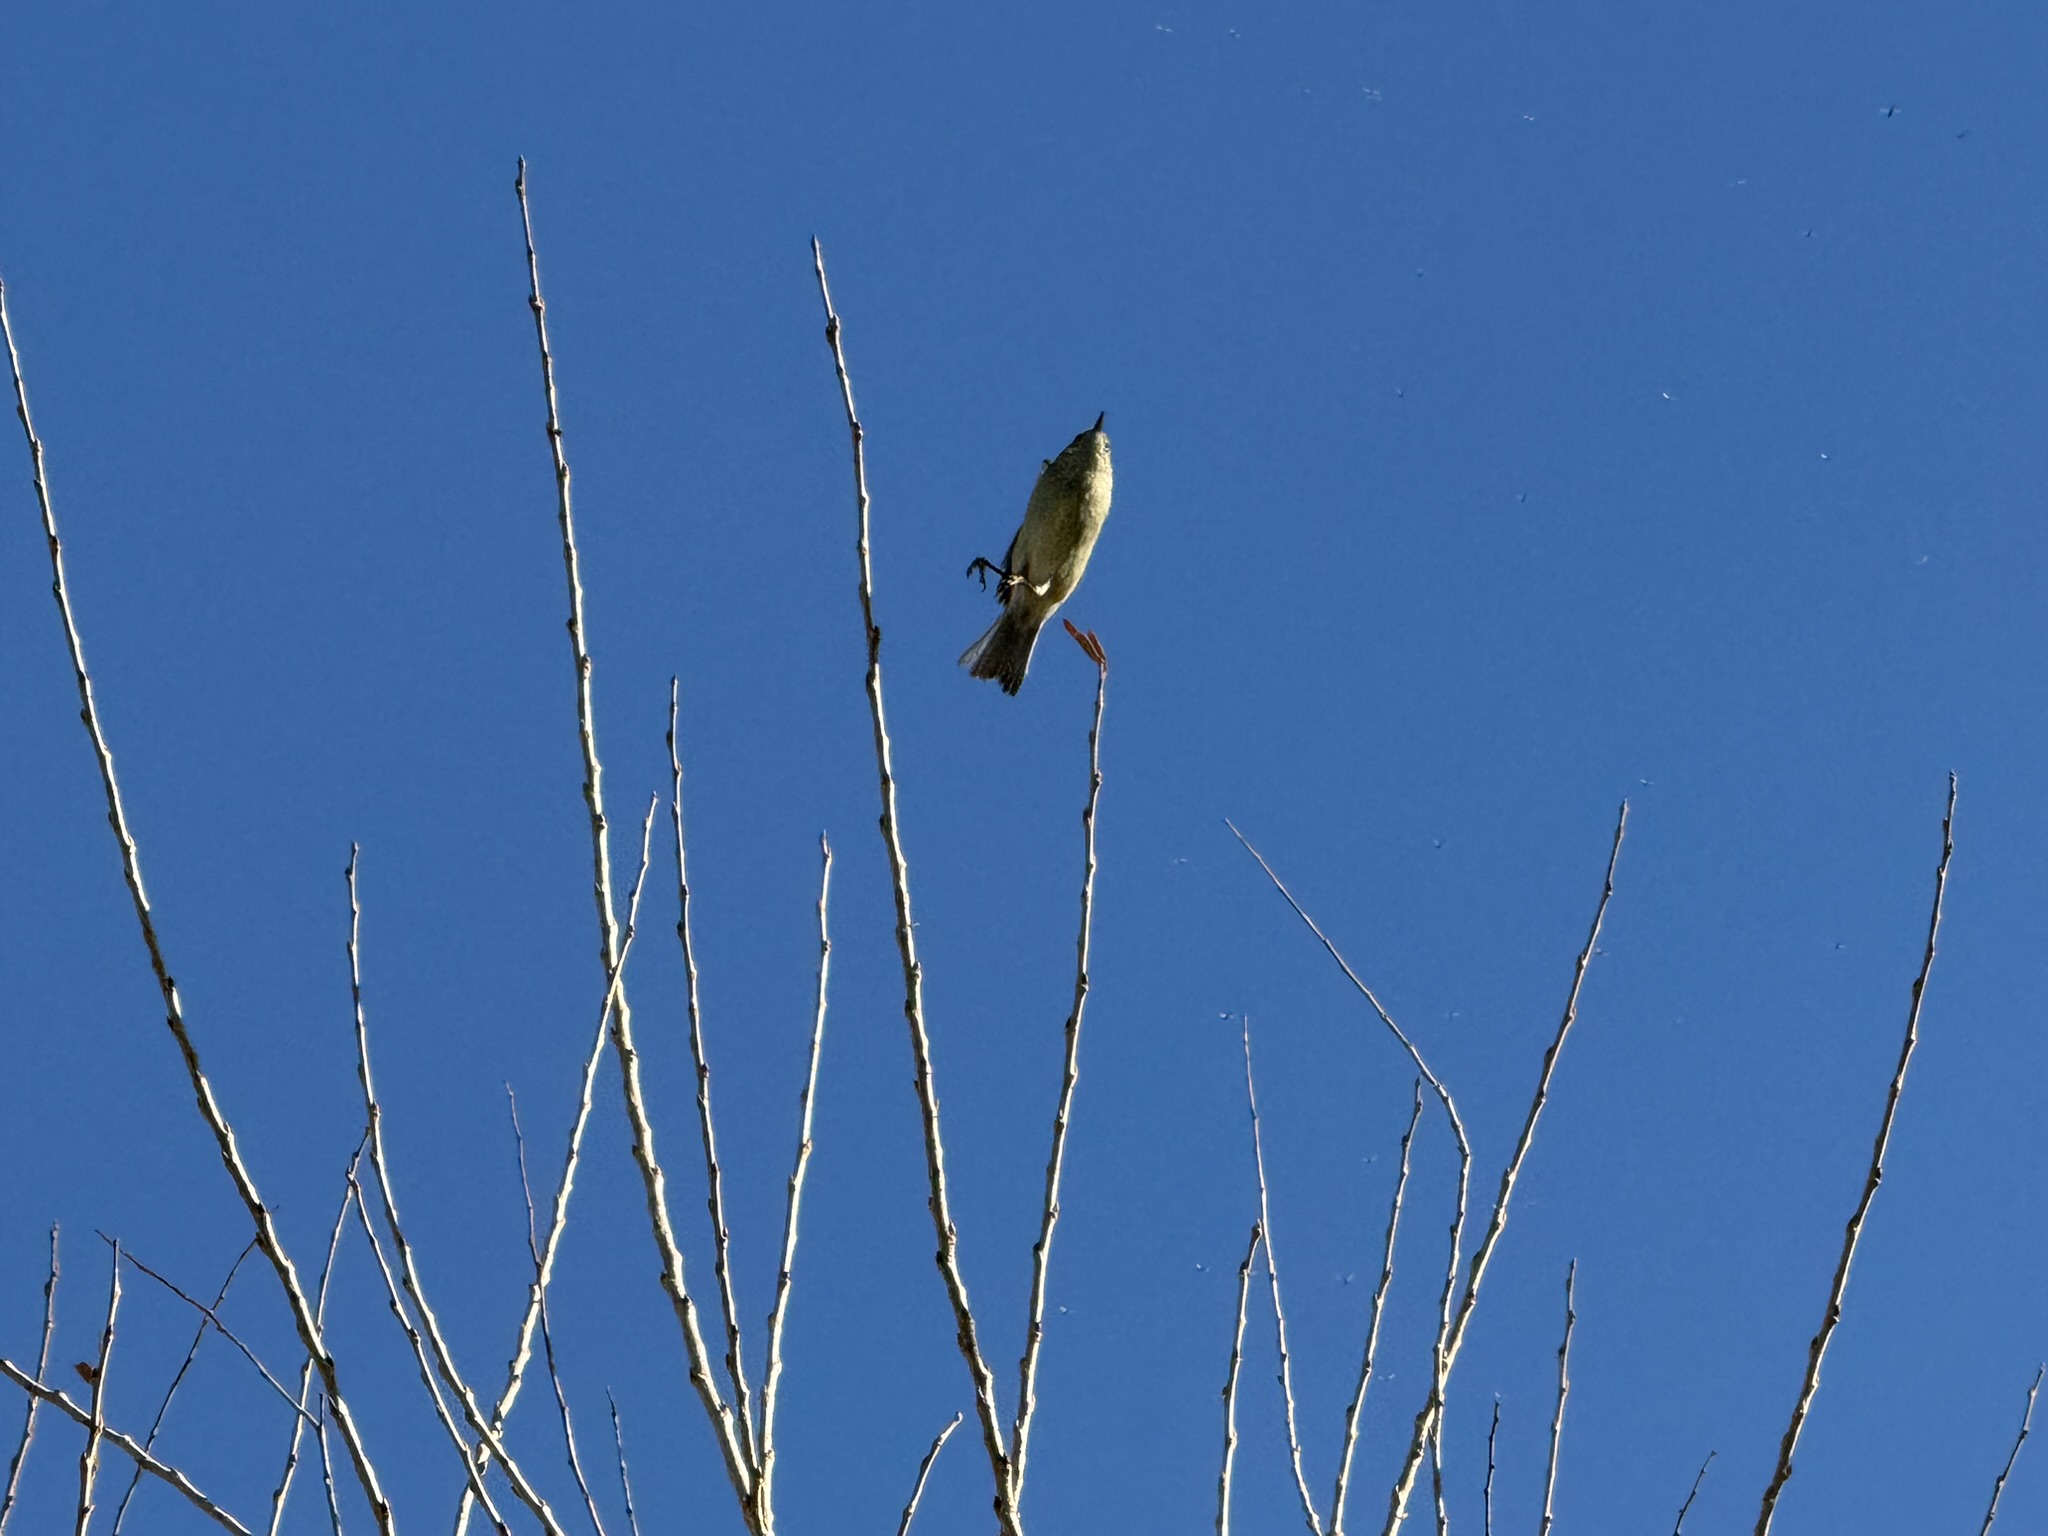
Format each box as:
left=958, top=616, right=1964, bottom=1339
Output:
left=3, top=2, right=2046, bottom=1531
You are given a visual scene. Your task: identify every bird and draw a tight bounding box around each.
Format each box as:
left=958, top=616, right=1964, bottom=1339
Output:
left=960, top=414, right=1114, bottom=694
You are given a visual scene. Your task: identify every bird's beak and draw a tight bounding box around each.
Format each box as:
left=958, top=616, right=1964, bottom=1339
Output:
left=1093, top=412, right=1106, bottom=431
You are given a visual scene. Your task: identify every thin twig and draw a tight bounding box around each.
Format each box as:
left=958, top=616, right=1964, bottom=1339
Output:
left=459, top=788, right=662, bottom=1536
left=1979, top=1365, right=2042, bottom=1535
left=1537, top=1261, right=1577, bottom=1536
left=1012, top=624, right=1108, bottom=1510
left=1755, top=777, right=1956, bottom=1535
left=1241, top=1017, right=1322, bottom=1535
left=1217, top=1223, right=1262, bottom=1536
left=514, top=159, right=753, bottom=1517
left=812, top=238, right=1015, bottom=1535
left=1379, top=802, right=1629, bottom=1534
left=267, top=1141, right=362, bottom=1536
left=668, top=681, right=758, bottom=1474
left=1483, top=1398, right=1499, bottom=1536
left=509, top=1090, right=611, bottom=1536
left=1671, top=1451, right=1714, bottom=1535
left=1225, top=821, right=1467, bottom=1154
left=897, top=1413, right=964, bottom=1536
left=107, top=1240, right=305, bottom=1423
left=607, top=1394, right=642, bottom=1536
left=534, top=1299, right=595, bottom=1536
left=314, top=1406, right=343, bottom=1536
left=110, top=1239, right=260, bottom=1536
left=1418, top=1157, right=1471, bottom=1536
left=758, top=834, right=834, bottom=1516
left=1223, top=819, right=1476, bottom=1536
left=345, top=847, right=568, bottom=1535
left=345, top=1166, right=517, bottom=1536
left=0, top=1223, right=58, bottom=1535
left=1333, top=1081, right=1425, bottom=1534
left=0, top=266, right=392, bottom=1535
left=75, top=1240, right=120, bottom=1536
left=0, top=1359, right=248, bottom=1534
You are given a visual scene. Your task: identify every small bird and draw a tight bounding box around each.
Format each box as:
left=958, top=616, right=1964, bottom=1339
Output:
left=961, top=415, right=1114, bottom=694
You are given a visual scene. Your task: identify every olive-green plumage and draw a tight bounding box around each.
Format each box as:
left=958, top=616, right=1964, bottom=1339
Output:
left=961, top=415, right=1114, bottom=694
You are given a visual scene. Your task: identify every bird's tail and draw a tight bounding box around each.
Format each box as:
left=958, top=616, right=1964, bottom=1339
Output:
left=959, top=608, right=1045, bottom=695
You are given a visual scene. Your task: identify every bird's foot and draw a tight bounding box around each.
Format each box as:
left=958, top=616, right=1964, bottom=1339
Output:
left=966, top=555, right=1019, bottom=594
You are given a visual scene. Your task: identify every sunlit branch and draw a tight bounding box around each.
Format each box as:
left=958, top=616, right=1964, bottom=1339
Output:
left=812, top=238, right=1015, bottom=1535
left=460, top=789, right=662, bottom=1534
left=110, top=1241, right=259, bottom=1536
left=896, top=1413, right=964, bottom=1536
left=508, top=1091, right=610, bottom=1536
left=513, top=161, right=752, bottom=1513
left=758, top=835, right=835, bottom=1515
left=0, top=1359, right=249, bottom=1534
left=1755, top=777, right=1956, bottom=1536
left=667, top=682, right=759, bottom=1475
left=1012, top=624, right=1108, bottom=1510
left=1383, top=802, right=1628, bottom=1532
left=74, top=1241, right=120, bottom=1536
left=1216, top=1223, right=1262, bottom=1536
left=1537, top=1260, right=1577, bottom=1536
left=346, top=847, right=568, bottom=1535
left=0, top=269, right=391, bottom=1534
left=1240, top=1017, right=1321, bottom=1534
left=1979, top=1366, right=2041, bottom=1536
left=0, top=1224, right=58, bottom=1536
left=267, top=1148, right=362, bottom=1536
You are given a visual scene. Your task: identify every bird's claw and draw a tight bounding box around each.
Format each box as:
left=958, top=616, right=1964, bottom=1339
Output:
left=966, top=555, right=1013, bottom=593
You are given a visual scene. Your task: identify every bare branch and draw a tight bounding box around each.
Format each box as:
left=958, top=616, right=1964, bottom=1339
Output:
left=1383, top=802, right=1628, bottom=1533
left=1483, top=1398, right=1499, bottom=1536
left=0, top=1359, right=249, bottom=1534
left=607, top=1393, right=641, bottom=1536
left=460, top=787, right=662, bottom=1535
left=1671, top=1451, right=1714, bottom=1535
left=314, top=1407, right=343, bottom=1536
left=1333, top=1081, right=1424, bottom=1534
left=0, top=1224, right=58, bottom=1535
left=1223, top=819, right=1479, bottom=1536
left=668, top=681, right=758, bottom=1472
left=1225, top=822, right=1467, bottom=1146
left=1537, top=1261, right=1578, bottom=1536
left=513, top=159, right=753, bottom=1515
left=268, top=1148, right=361, bottom=1536
left=509, top=1091, right=611, bottom=1536
left=345, top=1167, right=517, bottom=1536
left=897, top=1413, right=964, bottom=1536
left=74, top=1240, right=120, bottom=1536
left=108, top=1240, right=305, bottom=1423
left=758, top=834, right=834, bottom=1515
left=0, top=266, right=392, bottom=1535
left=345, top=848, right=568, bottom=1535
left=1217, top=1223, right=1262, bottom=1536
left=812, top=238, right=1015, bottom=1535
left=1755, top=776, right=1956, bottom=1535
left=1012, top=627, right=1110, bottom=1508
left=1979, top=1365, right=2042, bottom=1535
left=1240, top=1017, right=1322, bottom=1535
left=111, top=1239, right=260, bottom=1536
left=1427, top=1425, right=1447, bottom=1536
left=1417, top=1155, right=1472, bottom=1536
